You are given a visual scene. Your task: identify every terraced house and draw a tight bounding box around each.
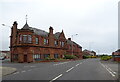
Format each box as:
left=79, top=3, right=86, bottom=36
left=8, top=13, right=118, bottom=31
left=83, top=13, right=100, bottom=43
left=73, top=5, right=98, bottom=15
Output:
left=10, top=21, right=82, bottom=63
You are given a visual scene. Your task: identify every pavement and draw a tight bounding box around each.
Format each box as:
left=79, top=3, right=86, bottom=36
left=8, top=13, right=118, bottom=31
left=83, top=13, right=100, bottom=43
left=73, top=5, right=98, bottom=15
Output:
left=0, top=66, right=17, bottom=77
left=2, top=58, right=119, bottom=81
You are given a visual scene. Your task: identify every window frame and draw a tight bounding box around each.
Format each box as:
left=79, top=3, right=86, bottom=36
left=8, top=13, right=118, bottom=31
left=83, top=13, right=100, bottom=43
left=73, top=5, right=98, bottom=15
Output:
left=44, top=38, right=48, bottom=45
left=19, top=34, right=32, bottom=44
left=35, top=37, right=39, bottom=44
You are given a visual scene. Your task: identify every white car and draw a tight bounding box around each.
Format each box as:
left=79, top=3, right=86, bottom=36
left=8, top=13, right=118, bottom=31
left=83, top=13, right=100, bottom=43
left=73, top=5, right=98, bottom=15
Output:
left=0, top=56, right=5, bottom=60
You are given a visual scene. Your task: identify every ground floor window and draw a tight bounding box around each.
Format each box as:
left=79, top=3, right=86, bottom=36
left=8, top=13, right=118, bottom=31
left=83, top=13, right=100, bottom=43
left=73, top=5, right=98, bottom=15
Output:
left=44, top=54, right=50, bottom=58
left=33, top=54, right=41, bottom=60
left=13, top=54, right=18, bottom=60
left=54, top=54, right=59, bottom=58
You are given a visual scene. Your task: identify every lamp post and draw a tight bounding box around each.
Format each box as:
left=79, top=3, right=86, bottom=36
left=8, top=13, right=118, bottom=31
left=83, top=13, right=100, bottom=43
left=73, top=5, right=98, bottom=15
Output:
left=2, top=24, right=12, bottom=62
left=71, top=34, right=78, bottom=56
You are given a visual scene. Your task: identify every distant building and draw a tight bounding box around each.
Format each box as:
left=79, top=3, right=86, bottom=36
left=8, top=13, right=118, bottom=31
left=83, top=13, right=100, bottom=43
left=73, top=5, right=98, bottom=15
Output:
left=10, top=21, right=82, bottom=63
left=82, top=49, right=96, bottom=56
left=112, top=49, right=120, bottom=61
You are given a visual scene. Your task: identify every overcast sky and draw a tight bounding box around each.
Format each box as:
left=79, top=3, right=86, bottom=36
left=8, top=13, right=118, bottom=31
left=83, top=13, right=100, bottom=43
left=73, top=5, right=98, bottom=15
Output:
left=0, top=0, right=119, bottom=55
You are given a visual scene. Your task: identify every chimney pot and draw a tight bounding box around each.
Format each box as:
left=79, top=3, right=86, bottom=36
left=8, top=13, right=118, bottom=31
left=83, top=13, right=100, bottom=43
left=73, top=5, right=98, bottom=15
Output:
left=68, top=38, right=71, bottom=41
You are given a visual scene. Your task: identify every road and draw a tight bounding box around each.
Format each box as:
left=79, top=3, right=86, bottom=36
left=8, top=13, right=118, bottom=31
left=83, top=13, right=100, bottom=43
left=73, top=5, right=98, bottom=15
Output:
left=2, top=59, right=118, bottom=81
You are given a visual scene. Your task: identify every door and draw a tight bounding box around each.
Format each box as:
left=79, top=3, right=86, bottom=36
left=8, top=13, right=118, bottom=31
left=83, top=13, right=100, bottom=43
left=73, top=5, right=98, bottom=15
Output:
left=24, top=55, right=27, bottom=62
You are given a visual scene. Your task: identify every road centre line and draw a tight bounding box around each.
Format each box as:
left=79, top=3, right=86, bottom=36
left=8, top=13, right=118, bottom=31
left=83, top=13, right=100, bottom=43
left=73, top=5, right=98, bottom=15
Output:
left=30, top=66, right=36, bottom=67
left=76, top=64, right=79, bottom=67
left=50, top=74, right=63, bottom=82
left=24, top=66, right=29, bottom=67
left=21, top=70, right=26, bottom=73
left=53, top=62, right=69, bottom=66
left=66, top=67, right=74, bottom=72
left=80, top=62, right=82, bottom=64
left=28, top=69, right=32, bottom=71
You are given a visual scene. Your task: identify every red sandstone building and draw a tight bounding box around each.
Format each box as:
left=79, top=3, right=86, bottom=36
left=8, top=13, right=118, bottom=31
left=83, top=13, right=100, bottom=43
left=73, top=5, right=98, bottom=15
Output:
left=10, top=21, right=82, bottom=63
left=112, top=49, right=120, bottom=61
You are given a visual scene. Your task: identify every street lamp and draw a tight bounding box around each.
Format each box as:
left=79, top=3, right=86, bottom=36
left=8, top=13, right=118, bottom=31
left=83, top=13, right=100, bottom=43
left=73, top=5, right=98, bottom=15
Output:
left=2, top=24, right=11, bottom=27
left=89, top=42, right=94, bottom=51
left=2, top=24, right=12, bottom=62
left=71, top=34, right=78, bottom=56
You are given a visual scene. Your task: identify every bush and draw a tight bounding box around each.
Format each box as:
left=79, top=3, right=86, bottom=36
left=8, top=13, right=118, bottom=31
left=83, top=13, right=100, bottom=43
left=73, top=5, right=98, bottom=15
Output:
left=91, top=56, right=97, bottom=58
left=64, top=55, right=77, bottom=59
left=83, top=55, right=90, bottom=59
left=101, top=56, right=112, bottom=61
left=45, top=57, right=51, bottom=60
left=45, top=57, right=55, bottom=60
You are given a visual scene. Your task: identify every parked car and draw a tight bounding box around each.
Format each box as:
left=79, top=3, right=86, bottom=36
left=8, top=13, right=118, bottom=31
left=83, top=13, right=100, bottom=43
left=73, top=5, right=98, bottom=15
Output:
left=0, top=56, right=6, bottom=60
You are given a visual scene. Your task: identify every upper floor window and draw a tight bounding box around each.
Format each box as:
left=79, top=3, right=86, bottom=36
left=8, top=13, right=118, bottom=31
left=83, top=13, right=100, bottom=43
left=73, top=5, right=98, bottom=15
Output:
left=35, top=37, right=39, bottom=44
left=55, top=41, right=58, bottom=46
left=20, top=35, right=22, bottom=42
left=44, top=39, right=48, bottom=45
left=60, top=42, right=62, bottom=46
left=62, top=42, right=64, bottom=47
left=20, top=35, right=32, bottom=43
left=28, top=35, right=32, bottom=43
left=23, top=35, right=27, bottom=43
left=60, top=41, right=64, bottom=47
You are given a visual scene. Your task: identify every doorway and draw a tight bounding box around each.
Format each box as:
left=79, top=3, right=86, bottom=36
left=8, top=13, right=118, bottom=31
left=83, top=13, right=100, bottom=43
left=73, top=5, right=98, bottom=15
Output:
left=24, top=55, right=27, bottom=62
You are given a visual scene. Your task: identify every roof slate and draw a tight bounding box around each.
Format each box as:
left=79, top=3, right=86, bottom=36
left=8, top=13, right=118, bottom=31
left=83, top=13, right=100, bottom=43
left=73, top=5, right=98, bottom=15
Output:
left=67, top=40, right=82, bottom=48
left=21, top=23, right=82, bottom=48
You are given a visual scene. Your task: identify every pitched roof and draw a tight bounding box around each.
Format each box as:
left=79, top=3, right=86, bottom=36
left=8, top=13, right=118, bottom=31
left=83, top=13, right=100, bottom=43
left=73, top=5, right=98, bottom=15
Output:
left=115, top=49, right=120, bottom=52
left=21, top=23, right=82, bottom=48
left=54, top=32, right=61, bottom=39
left=67, top=40, right=82, bottom=48
left=22, top=23, right=29, bottom=29
left=22, top=23, right=48, bottom=37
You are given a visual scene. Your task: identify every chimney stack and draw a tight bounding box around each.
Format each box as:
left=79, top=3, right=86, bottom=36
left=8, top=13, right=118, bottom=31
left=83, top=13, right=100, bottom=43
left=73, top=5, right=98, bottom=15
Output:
left=68, top=38, right=71, bottom=41
left=49, top=26, right=53, bottom=34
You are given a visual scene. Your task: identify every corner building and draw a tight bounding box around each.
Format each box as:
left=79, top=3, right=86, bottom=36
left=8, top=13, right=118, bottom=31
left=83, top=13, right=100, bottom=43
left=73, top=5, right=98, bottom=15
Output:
left=10, top=21, right=82, bottom=63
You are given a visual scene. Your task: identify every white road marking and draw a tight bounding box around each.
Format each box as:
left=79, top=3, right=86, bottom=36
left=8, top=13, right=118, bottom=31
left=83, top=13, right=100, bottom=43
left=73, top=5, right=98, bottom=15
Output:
left=76, top=64, right=79, bottom=67
left=21, top=71, right=26, bottom=73
left=13, top=72, right=19, bottom=74
left=66, top=67, right=74, bottom=72
left=106, top=67, right=115, bottom=77
left=50, top=74, right=63, bottom=82
left=30, top=66, right=36, bottom=67
left=80, top=63, right=82, bottom=64
left=100, top=62, right=116, bottom=77
left=24, top=66, right=29, bottom=67
left=28, top=69, right=32, bottom=71
left=53, top=62, right=69, bottom=66
left=108, top=68, right=116, bottom=74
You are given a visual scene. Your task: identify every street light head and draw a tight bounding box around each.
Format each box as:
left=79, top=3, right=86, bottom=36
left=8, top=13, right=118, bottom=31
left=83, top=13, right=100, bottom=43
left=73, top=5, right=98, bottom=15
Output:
left=2, top=24, right=5, bottom=26
left=76, top=34, right=78, bottom=35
